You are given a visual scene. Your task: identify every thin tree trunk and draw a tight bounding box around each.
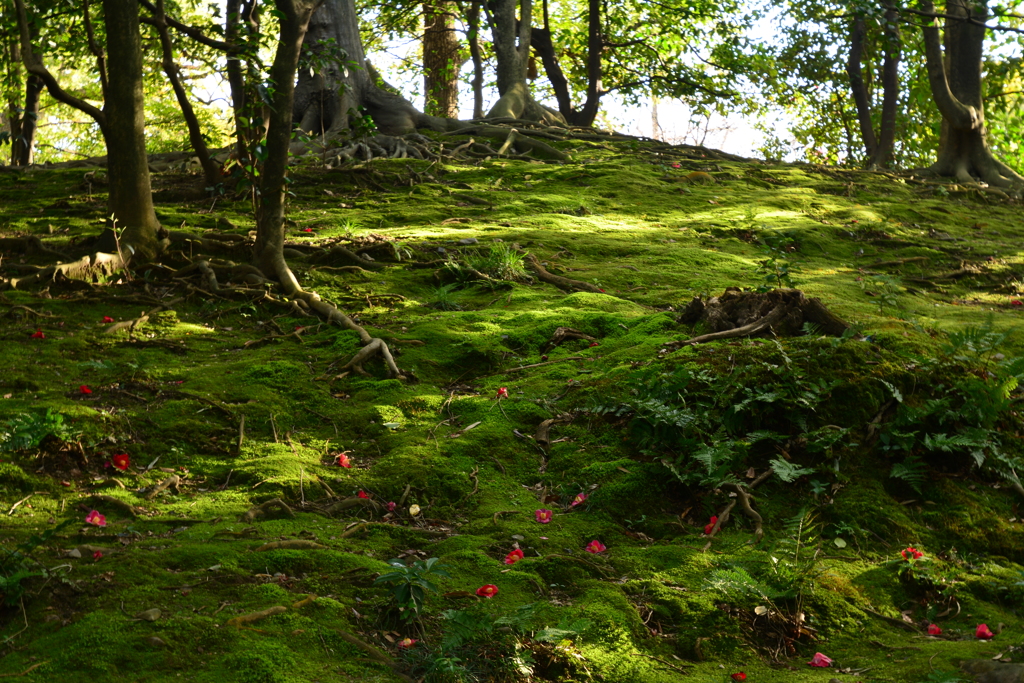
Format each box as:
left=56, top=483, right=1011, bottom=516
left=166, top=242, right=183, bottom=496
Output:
left=869, top=8, right=900, bottom=169
left=152, top=0, right=221, bottom=187
left=225, top=0, right=248, bottom=159
left=422, top=0, right=460, bottom=118
left=846, top=15, right=877, bottom=161
left=13, top=74, right=42, bottom=165
left=467, top=1, right=484, bottom=118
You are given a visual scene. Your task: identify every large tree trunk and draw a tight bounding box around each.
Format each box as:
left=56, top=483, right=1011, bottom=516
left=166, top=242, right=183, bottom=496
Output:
left=292, top=0, right=427, bottom=135
left=422, top=0, right=460, bottom=118
left=920, top=0, right=1022, bottom=186
left=102, top=0, right=163, bottom=258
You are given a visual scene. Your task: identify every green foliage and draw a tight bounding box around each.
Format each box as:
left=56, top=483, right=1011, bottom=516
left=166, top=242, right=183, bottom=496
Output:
left=374, top=557, right=451, bottom=619
left=0, top=409, right=76, bottom=453
left=753, top=229, right=801, bottom=291
left=467, top=243, right=529, bottom=281
left=0, top=519, right=74, bottom=608
left=430, top=284, right=463, bottom=311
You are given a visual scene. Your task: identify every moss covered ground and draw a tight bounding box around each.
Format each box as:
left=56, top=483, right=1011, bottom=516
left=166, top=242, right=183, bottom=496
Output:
left=1, top=140, right=1023, bottom=682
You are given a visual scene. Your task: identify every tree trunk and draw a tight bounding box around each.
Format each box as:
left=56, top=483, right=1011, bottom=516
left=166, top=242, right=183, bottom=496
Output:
left=255, top=0, right=317, bottom=285
left=102, top=0, right=163, bottom=258
left=422, top=0, right=460, bottom=118
left=467, top=0, right=484, bottom=118
left=920, top=0, right=1022, bottom=185
left=13, top=74, right=43, bottom=166
left=293, top=0, right=426, bottom=135
left=846, top=10, right=900, bottom=169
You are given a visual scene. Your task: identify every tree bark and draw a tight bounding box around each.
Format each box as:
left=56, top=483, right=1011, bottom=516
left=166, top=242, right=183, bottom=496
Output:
left=12, top=74, right=42, bottom=166
left=919, top=0, right=1022, bottom=186
left=422, top=0, right=461, bottom=118
left=151, top=0, right=221, bottom=187
left=101, top=0, right=163, bottom=258
left=467, top=0, right=484, bottom=118
left=846, top=16, right=878, bottom=161
left=846, top=10, right=900, bottom=169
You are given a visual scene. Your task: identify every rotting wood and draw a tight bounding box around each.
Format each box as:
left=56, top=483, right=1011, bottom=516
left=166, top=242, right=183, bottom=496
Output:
left=254, top=539, right=327, bottom=551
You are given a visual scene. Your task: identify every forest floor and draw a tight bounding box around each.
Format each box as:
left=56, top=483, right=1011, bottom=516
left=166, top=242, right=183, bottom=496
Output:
left=1, top=136, right=1023, bottom=683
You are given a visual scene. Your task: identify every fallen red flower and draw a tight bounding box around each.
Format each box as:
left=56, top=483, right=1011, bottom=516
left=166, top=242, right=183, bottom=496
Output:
left=335, top=452, right=352, bottom=468
left=397, top=637, right=417, bottom=648
left=900, top=546, right=924, bottom=560
left=504, top=549, right=524, bottom=565
left=496, top=387, right=509, bottom=399
left=476, top=584, right=499, bottom=598
left=102, top=316, right=115, bottom=323
left=30, top=329, right=44, bottom=339
left=585, top=540, right=606, bottom=553
left=111, top=453, right=130, bottom=471
left=976, top=623, right=995, bottom=639
left=80, top=385, right=93, bottom=394
left=927, top=623, right=942, bottom=635
left=357, top=490, right=369, bottom=499
left=731, top=674, right=746, bottom=681
left=570, top=493, right=587, bottom=507
left=535, top=509, right=553, bottom=524
left=704, top=515, right=718, bottom=535
left=807, top=652, right=833, bottom=667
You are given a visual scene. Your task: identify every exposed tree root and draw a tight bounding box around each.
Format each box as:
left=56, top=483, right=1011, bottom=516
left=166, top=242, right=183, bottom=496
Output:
left=2, top=251, right=126, bottom=290
left=241, top=498, right=295, bottom=523
left=675, top=288, right=850, bottom=347
left=332, top=629, right=416, bottom=683
left=254, top=539, right=327, bottom=551
left=225, top=605, right=288, bottom=629
left=144, top=475, right=182, bottom=501
left=541, top=327, right=596, bottom=353
left=535, top=415, right=572, bottom=447
left=522, top=253, right=604, bottom=293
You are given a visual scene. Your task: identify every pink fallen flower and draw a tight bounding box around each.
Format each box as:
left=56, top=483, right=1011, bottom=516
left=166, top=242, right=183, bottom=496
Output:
left=807, top=652, right=833, bottom=667
left=397, top=637, right=417, bottom=648
left=386, top=501, right=397, bottom=511
left=927, top=623, right=942, bottom=635
left=571, top=493, right=587, bottom=507
left=93, top=551, right=103, bottom=561
left=535, top=509, right=553, bottom=524
left=585, top=540, right=606, bottom=554
left=504, top=549, right=524, bottom=565
left=85, top=510, right=106, bottom=527
left=476, top=584, right=499, bottom=598
left=976, top=623, right=995, bottom=640
left=496, top=387, right=509, bottom=399
left=589, top=342, right=600, bottom=348
left=335, top=452, right=352, bottom=468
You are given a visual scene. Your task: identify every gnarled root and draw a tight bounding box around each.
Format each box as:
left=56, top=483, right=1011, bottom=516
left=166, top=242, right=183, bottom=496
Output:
left=522, top=253, right=604, bottom=294
left=334, top=338, right=404, bottom=379
left=3, top=251, right=126, bottom=290
left=241, top=498, right=295, bottom=523
left=541, top=327, right=596, bottom=353
left=675, top=288, right=850, bottom=346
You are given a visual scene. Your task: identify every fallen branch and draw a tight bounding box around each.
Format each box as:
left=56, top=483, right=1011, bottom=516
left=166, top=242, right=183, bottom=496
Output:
left=240, top=498, right=294, bottom=523
left=522, top=253, right=604, bottom=293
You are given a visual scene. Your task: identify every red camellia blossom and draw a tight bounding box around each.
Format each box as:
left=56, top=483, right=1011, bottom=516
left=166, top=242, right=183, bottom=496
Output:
left=731, top=674, right=746, bottom=681
left=335, top=452, right=352, bottom=468
left=31, top=329, right=45, bottom=339
left=496, top=387, right=509, bottom=399
left=504, top=549, right=524, bottom=565
left=976, top=623, right=995, bottom=640
left=85, top=510, right=106, bottom=527
left=535, top=509, right=553, bottom=524
left=80, top=385, right=93, bottom=394
left=807, top=652, right=833, bottom=667
left=476, top=584, right=499, bottom=598
left=1013, top=300, right=1024, bottom=307
left=111, top=453, right=130, bottom=471
left=303, top=227, right=313, bottom=233
left=357, top=490, right=369, bottom=499
left=386, top=501, right=397, bottom=511
left=927, top=623, right=942, bottom=635
left=704, top=516, right=718, bottom=535
left=397, top=637, right=417, bottom=648
left=103, top=316, right=115, bottom=323
left=585, top=540, right=607, bottom=554
left=588, top=342, right=599, bottom=347
left=571, top=493, right=587, bottom=507
left=93, top=551, right=103, bottom=561
left=901, top=546, right=924, bottom=560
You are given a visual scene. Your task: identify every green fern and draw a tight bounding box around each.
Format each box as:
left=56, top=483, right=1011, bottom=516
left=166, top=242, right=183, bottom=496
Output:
left=890, top=456, right=927, bottom=493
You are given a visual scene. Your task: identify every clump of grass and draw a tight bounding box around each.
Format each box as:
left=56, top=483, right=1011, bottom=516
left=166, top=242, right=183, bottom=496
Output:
left=429, top=284, right=462, bottom=311
left=468, top=243, right=528, bottom=281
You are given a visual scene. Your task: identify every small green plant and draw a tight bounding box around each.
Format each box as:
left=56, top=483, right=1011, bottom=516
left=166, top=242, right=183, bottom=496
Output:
left=754, top=229, right=800, bottom=291
left=429, top=284, right=463, bottom=311
left=375, top=557, right=451, bottom=620
left=1, top=519, right=75, bottom=608
left=1, top=409, right=76, bottom=453
left=468, top=243, right=529, bottom=281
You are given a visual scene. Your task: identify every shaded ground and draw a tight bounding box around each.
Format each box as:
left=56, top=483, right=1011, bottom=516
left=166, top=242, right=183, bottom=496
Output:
left=1, top=140, right=1024, bottom=682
